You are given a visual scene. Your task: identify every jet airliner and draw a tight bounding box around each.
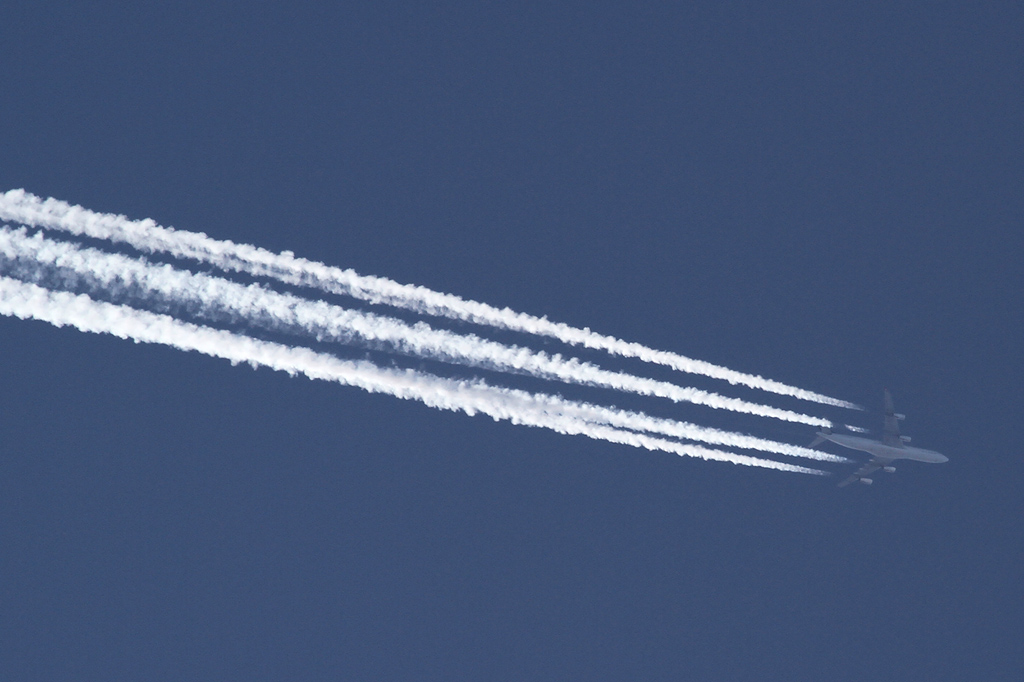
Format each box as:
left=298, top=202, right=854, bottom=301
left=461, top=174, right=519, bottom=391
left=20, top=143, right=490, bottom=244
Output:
left=812, top=389, right=948, bottom=487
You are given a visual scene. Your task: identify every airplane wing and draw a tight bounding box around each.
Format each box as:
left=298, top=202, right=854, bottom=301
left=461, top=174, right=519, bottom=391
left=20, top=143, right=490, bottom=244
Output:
left=882, top=389, right=904, bottom=447
left=838, top=461, right=882, bottom=487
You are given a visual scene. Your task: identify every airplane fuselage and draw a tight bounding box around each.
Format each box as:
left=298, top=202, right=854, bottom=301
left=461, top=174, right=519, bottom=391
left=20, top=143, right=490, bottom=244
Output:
left=824, top=433, right=948, bottom=464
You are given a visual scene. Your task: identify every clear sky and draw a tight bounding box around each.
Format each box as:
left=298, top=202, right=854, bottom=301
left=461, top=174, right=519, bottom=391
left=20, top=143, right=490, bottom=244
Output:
left=1, top=3, right=1021, bottom=680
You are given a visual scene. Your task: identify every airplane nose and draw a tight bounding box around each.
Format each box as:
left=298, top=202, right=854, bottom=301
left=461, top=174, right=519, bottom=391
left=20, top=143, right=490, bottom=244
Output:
left=937, top=453, right=949, bottom=463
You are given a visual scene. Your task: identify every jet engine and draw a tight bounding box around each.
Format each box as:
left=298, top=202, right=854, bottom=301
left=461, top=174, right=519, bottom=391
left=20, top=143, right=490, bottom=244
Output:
left=894, top=413, right=906, bottom=420
left=883, top=466, right=896, bottom=473
left=900, top=435, right=912, bottom=443
left=859, top=478, right=873, bottom=485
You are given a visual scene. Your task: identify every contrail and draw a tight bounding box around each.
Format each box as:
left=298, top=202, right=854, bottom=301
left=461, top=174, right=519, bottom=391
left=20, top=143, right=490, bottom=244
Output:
left=0, top=229, right=845, bottom=462
left=0, top=226, right=833, bottom=429
left=0, top=275, right=826, bottom=474
left=0, top=190, right=861, bottom=410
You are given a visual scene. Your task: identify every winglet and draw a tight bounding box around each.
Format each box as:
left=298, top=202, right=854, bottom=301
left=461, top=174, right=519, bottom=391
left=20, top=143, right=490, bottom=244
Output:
left=810, top=427, right=831, bottom=448
left=883, top=388, right=895, bottom=415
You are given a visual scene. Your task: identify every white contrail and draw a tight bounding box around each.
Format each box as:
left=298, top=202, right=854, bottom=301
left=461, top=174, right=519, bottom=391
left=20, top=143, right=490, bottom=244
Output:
left=0, top=226, right=834, bottom=429
left=0, top=190, right=861, bottom=410
left=0, top=275, right=826, bottom=474
left=0, top=229, right=846, bottom=462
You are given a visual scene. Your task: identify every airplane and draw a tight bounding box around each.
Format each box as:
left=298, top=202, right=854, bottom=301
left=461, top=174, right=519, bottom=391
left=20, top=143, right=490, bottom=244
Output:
left=811, top=389, right=948, bottom=487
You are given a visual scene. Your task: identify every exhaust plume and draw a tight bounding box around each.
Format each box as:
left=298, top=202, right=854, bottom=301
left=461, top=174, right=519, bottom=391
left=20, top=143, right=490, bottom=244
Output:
left=0, top=226, right=833, bottom=429
left=0, top=190, right=861, bottom=410
left=0, top=229, right=845, bottom=461
left=0, top=275, right=826, bottom=474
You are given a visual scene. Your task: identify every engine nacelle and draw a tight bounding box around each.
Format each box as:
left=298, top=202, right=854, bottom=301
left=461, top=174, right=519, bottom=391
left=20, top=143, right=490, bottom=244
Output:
left=859, top=478, right=873, bottom=485
left=894, top=413, right=906, bottom=420
left=883, top=466, right=896, bottom=473
left=900, top=435, right=912, bottom=443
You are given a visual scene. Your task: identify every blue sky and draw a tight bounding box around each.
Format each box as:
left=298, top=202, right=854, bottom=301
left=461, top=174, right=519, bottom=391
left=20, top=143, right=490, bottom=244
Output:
left=1, top=3, right=1021, bottom=680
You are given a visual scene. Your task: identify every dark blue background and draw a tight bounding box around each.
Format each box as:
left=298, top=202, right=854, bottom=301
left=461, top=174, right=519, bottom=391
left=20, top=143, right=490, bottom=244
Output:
left=1, top=3, right=1021, bottom=679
